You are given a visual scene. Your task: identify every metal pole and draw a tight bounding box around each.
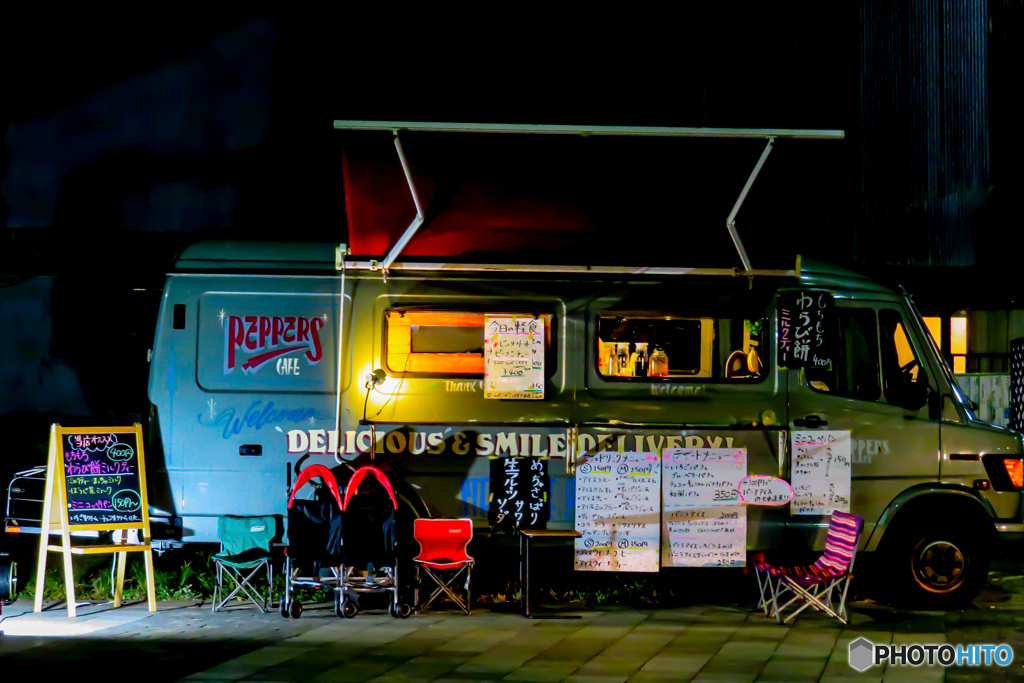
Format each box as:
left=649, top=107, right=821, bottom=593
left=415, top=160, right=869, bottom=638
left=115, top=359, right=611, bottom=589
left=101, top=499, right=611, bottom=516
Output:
left=725, top=138, right=774, bottom=272
left=380, top=131, right=426, bottom=273
left=334, top=248, right=346, bottom=465
left=333, top=120, right=845, bottom=140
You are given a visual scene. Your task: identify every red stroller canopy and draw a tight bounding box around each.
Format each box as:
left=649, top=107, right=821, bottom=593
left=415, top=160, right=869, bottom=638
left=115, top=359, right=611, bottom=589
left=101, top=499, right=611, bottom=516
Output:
left=343, top=466, right=398, bottom=511
left=287, top=464, right=344, bottom=510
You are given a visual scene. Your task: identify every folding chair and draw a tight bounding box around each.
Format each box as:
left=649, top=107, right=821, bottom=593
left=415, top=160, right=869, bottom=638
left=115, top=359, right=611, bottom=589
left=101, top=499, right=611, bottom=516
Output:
left=212, top=515, right=276, bottom=613
left=749, top=551, right=773, bottom=616
left=761, top=510, right=863, bottom=624
left=413, top=518, right=474, bottom=614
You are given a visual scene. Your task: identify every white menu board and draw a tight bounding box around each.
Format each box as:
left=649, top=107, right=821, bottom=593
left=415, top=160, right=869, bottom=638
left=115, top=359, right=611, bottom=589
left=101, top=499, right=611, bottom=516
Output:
left=574, top=451, right=661, bottom=572
left=484, top=316, right=544, bottom=400
left=662, top=448, right=747, bottom=568
left=791, top=430, right=852, bottom=515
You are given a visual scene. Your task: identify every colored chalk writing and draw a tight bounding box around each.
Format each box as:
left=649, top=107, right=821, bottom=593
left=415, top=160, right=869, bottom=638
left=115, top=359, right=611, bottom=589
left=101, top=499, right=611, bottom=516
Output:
left=61, top=432, right=143, bottom=525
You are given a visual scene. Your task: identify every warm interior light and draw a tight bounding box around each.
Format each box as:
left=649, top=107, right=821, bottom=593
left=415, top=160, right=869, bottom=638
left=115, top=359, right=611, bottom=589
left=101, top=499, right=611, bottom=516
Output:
left=1004, top=459, right=1023, bottom=488
left=951, top=317, right=967, bottom=355
left=923, top=317, right=942, bottom=347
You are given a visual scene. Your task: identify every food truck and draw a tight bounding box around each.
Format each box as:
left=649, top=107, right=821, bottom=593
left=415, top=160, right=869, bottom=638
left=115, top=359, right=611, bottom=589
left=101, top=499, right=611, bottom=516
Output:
left=0, top=122, right=1008, bottom=610
left=143, top=237, right=1023, bottom=608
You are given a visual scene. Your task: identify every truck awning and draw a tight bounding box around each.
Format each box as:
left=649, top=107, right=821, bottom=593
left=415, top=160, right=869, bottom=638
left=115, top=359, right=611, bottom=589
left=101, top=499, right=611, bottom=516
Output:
left=333, top=122, right=845, bottom=271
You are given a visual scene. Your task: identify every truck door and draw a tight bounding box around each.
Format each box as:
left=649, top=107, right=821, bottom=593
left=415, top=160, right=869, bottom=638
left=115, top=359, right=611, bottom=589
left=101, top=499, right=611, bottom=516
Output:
left=786, top=296, right=940, bottom=548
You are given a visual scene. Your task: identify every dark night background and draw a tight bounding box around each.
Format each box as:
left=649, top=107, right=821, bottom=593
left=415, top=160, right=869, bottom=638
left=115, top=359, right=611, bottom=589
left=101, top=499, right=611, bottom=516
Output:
left=0, top=3, right=1021, bottom=484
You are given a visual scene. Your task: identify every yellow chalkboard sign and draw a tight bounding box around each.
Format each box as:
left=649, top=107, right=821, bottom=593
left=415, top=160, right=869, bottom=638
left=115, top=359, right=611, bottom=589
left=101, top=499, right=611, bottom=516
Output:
left=34, top=424, right=156, bottom=617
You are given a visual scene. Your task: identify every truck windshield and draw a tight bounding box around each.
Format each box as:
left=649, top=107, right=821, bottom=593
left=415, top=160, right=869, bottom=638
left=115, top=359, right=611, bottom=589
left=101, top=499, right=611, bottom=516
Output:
left=906, top=292, right=974, bottom=417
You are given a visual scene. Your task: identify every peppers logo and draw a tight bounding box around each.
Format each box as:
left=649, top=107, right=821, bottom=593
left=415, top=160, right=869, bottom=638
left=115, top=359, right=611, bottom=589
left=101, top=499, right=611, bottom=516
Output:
left=225, top=315, right=324, bottom=374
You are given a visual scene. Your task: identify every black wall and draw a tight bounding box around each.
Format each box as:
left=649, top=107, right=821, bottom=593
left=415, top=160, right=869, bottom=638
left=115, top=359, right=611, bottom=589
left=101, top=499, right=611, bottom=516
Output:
left=0, top=4, right=1016, bottom=479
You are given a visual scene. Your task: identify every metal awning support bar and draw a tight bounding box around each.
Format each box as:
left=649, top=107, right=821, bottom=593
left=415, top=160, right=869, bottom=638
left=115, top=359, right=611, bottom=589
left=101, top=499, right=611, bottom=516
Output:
left=379, top=131, right=425, bottom=274
left=345, top=260, right=799, bottom=278
left=726, top=138, right=774, bottom=272
left=333, top=121, right=844, bottom=140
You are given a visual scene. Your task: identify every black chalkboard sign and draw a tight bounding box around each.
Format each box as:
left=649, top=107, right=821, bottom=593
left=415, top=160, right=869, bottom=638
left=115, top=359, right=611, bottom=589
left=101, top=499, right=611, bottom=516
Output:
left=488, top=456, right=549, bottom=534
left=778, top=290, right=836, bottom=371
left=60, top=430, right=144, bottom=526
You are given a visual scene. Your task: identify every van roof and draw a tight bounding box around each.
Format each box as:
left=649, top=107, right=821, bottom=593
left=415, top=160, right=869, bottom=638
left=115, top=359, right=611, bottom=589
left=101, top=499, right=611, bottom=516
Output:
left=173, top=240, right=895, bottom=295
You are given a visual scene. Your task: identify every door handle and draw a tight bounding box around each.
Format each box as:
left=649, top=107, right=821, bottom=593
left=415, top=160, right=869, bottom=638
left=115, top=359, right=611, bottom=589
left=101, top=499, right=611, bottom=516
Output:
left=793, top=415, right=828, bottom=428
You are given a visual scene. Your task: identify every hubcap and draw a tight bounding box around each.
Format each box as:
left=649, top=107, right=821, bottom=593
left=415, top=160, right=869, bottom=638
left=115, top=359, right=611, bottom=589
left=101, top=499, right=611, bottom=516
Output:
left=913, top=539, right=967, bottom=593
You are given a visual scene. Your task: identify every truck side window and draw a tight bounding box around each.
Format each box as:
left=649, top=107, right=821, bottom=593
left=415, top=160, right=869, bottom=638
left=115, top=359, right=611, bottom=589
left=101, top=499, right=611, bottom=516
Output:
left=385, top=310, right=554, bottom=376
left=879, top=309, right=930, bottom=408
left=807, top=308, right=880, bottom=401
left=595, top=315, right=765, bottom=382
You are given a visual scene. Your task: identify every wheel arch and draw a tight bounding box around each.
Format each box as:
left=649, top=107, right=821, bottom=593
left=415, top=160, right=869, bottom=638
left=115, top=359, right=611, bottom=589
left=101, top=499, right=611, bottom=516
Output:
left=865, top=484, right=997, bottom=553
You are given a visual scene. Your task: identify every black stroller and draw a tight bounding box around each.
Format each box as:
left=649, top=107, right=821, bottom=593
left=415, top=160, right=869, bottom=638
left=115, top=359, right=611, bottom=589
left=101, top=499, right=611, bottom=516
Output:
left=336, top=465, right=412, bottom=619
left=280, top=464, right=345, bottom=619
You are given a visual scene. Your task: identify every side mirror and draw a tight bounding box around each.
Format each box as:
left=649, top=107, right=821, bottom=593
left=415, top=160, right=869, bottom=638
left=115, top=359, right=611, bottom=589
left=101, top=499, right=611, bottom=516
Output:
left=902, top=382, right=930, bottom=412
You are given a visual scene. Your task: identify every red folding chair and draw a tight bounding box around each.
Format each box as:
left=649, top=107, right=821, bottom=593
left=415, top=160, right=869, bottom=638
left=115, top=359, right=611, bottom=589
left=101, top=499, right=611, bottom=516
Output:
left=413, top=518, right=474, bottom=615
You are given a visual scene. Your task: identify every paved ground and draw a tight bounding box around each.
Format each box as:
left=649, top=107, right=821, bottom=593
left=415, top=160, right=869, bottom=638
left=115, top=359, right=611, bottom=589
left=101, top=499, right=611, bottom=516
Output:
left=1, top=595, right=1023, bottom=682
left=4, top=571, right=1024, bottom=682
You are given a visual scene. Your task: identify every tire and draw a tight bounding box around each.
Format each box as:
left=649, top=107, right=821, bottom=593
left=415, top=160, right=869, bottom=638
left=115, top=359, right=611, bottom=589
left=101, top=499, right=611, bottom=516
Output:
left=881, top=520, right=989, bottom=609
left=280, top=598, right=290, bottom=618
left=0, top=556, right=16, bottom=606
left=340, top=599, right=357, bottom=619
left=289, top=600, right=303, bottom=619
left=395, top=603, right=412, bottom=619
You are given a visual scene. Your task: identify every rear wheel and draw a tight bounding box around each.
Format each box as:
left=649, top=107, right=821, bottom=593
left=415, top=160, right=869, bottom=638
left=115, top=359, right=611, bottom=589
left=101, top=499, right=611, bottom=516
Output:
left=882, top=520, right=989, bottom=609
left=289, top=600, right=303, bottom=619
left=339, top=599, right=357, bottom=618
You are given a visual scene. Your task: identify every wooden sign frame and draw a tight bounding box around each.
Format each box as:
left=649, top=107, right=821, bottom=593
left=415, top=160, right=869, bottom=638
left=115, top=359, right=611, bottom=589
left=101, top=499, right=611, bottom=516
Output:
left=34, top=424, right=156, bottom=617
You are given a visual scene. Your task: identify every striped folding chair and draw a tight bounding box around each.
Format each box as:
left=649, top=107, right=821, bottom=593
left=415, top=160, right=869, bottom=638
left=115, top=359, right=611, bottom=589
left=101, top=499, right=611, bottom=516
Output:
left=763, top=511, right=863, bottom=624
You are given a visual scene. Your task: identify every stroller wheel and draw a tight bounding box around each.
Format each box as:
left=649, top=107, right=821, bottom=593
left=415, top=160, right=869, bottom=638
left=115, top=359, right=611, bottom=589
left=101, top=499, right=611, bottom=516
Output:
left=279, top=599, right=290, bottom=619
left=338, top=598, right=358, bottom=619
left=289, top=600, right=303, bottom=619
left=389, top=602, right=413, bottom=619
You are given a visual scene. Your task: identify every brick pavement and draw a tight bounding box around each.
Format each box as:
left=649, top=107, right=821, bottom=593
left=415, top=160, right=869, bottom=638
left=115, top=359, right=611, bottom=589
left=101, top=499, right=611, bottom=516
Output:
left=3, top=582, right=1024, bottom=682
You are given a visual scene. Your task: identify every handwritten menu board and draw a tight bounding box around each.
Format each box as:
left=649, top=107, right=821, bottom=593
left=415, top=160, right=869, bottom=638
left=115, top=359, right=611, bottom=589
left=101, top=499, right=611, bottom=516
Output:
left=488, top=456, right=549, bottom=533
left=791, top=431, right=851, bottom=515
left=778, top=290, right=836, bottom=370
left=61, top=431, right=144, bottom=526
left=574, top=451, right=660, bottom=573
left=662, top=448, right=747, bottom=568
left=484, top=316, right=544, bottom=399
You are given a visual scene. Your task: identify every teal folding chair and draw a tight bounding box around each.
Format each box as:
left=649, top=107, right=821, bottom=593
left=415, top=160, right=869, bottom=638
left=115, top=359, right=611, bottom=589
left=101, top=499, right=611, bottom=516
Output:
left=212, top=515, right=276, bottom=612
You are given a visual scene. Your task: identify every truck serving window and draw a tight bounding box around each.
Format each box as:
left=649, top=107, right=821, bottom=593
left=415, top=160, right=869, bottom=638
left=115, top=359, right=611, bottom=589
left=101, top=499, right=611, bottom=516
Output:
left=385, top=310, right=554, bottom=376
left=596, top=314, right=765, bottom=381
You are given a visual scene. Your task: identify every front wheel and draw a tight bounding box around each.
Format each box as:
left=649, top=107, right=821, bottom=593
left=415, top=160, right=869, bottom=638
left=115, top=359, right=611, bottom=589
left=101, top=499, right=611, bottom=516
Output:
left=882, top=522, right=989, bottom=609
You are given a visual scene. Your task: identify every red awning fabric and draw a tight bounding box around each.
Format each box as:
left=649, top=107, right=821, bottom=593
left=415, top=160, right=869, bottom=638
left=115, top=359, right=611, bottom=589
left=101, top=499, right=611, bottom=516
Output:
left=337, top=132, right=802, bottom=267
left=342, top=136, right=598, bottom=259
